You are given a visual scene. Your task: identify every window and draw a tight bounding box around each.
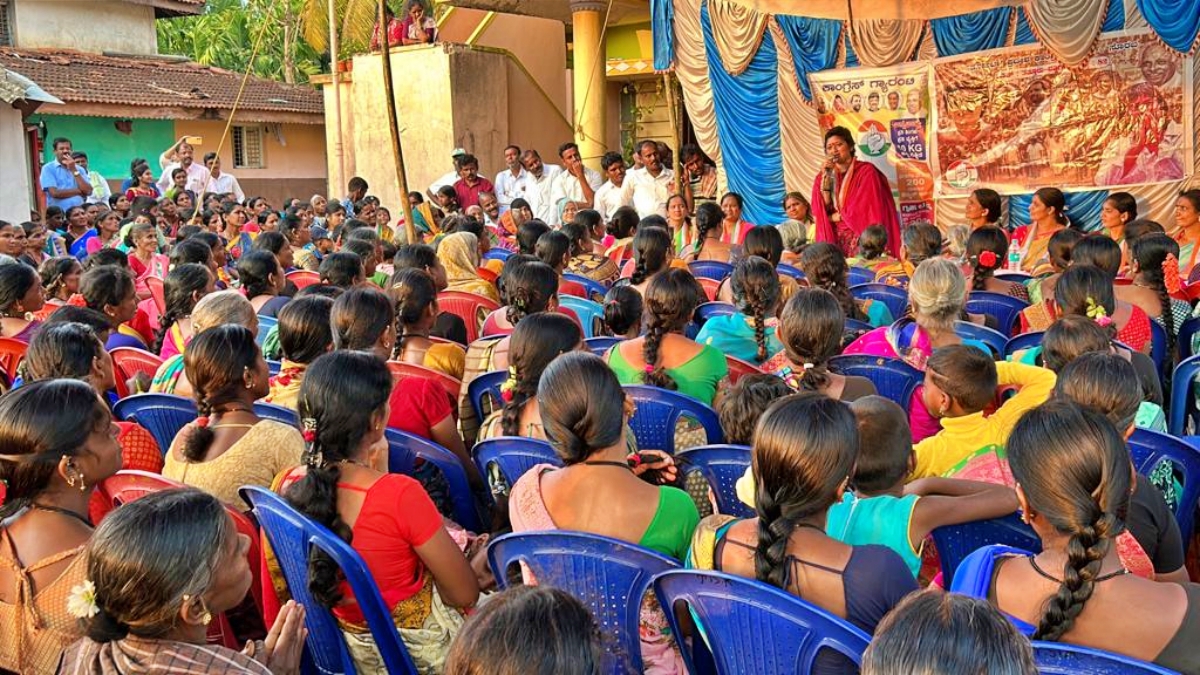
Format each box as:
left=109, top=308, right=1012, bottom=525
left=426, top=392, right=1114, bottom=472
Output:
left=232, top=124, right=264, bottom=169
left=0, top=1, right=12, bottom=47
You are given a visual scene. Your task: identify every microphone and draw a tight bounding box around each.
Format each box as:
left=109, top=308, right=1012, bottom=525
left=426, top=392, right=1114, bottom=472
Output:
left=821, top=153, right=836, bottom=214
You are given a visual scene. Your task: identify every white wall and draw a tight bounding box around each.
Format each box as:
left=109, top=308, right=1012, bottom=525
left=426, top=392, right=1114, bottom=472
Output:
left=0, top=105, right=32, bottom=224
left=14, top=0, right=158, bottom=55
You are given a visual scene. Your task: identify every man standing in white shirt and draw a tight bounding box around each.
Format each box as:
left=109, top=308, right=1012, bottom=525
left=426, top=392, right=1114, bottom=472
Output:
left=157, top=138, right=209, bottom=196
left=493, top=144, right=528, bottom=214
left=550, top=142, right=602, bottom=213
left=593, top=151, right=632, bottom=221
left=202, top=153, right=246, bottom=203
left=427, top=148, right=468, bottom=202
left=520, top=149, right=563, bottom=225
left=625, top=140, right=674, bottom=219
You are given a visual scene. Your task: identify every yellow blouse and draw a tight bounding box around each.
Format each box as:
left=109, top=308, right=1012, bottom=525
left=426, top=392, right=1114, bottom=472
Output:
left=164, top=420, right=305, bottom=508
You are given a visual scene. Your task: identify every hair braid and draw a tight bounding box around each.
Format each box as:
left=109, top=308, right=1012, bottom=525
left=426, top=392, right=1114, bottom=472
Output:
left=181, top=390, right=215, bottom=463
left=1034, top=512, right=1116, bottom=641
left=641, top=321, right=676, bottom=389
left=752, top=297, right=768, bottom=363
left=154, top=306, right=183, bottom=355
left=631, top=257, right=648, bottom=286
left=970, top=259, right=989, bottom=292
left=500, top=377, right=538, bottom=436
left=754, top=484, right=795, bottom=589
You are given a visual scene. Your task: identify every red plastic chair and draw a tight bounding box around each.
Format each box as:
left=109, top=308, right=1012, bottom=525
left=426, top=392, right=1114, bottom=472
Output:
left=698, top=278, right=721, bottom=302
left=0, top=337, right=27, bottom=383
left=286, top=270, right=320, bottom=289
left=725, top=355, right=761, bottom=384
left=144, top=276, right=166, bottom=315
left=110, top=347, right=164, bottom=399
left=437, top=291, right=500, bottom=343
left=386, top=360, right=462, bottom=404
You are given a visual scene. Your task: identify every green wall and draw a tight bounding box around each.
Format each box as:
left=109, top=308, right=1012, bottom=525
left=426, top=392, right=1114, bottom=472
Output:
left=606, top=22, right=651, bottom=61
left=29, top=115, right=176, bottom=180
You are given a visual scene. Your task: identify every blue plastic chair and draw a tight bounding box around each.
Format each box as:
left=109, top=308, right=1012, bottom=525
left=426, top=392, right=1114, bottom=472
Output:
left=255, top=315, right=278, bottom=349
left=559, top=295, right=604, bottom=338
left=483, top=247, right=513, bottom=262
left=677, top=444, right=753, bottom=518
left=253, top=402, right=299, bottom=428
left=1129, top=428, right=1200, bottom=541
left=847, top=266, right=876, bottom=286
left=954, top=320, right=1008, bottom=358
left=241, top=486, right=419, bottom=675
left=586, top=336, right=623, bottom=356
left=843, top=317, right=873, bottom=335
left=948, top=544, right=1034, bottom=601
left=1169, top=354, right=1200, bottom=436
left=564, top=272, right=609, bottom=302
left=849, top=283, right=908, bottom=320
left=1004, top=331, right=1045, bottom=359
left=694, top=301, right=738, bottom=327
left=966, top=291, right=1029, bottom=336
left=624, top=385, right=724, bottom=454
left=266, top=359, right=282, bottom=376
left=488, top=531, right=679, bottom=675
left=777, top=264, right=805, bottom=281
left=827, top=355, right=923, bottom=411
left=472, top=436, right=562, bottom=495
left=1178, top=315, right=1200, bottom=361
left=688, top=260, right=734, bottom=281
left=1149, top=318, right=1167, bottom=378
left=995, top=271, right=1032, bottom=284
left=932, top=514, right=1040, bottom=587
left=653, top=570, right=871, bottom=675
left=113, top=394, right=197, bottom=454
left=1033, top=642, right=1178, bottom=674
left=466, top=370, right=508, bottom=425
left=385, top=428, right=482, bottom=532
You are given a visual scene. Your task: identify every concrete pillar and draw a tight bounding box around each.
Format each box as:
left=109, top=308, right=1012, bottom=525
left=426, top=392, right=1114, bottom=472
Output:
left=570, top=0, right=606, bottom=169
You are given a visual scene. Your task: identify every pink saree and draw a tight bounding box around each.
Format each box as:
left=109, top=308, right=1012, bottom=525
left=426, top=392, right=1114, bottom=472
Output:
left=811, top=159, right=902, bottom=258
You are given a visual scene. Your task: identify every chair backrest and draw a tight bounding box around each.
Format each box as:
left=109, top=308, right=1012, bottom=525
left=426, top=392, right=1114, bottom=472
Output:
left=109, top=347, right=164, bottom=399
left=843, top=318, right=873, bottom=335
left=688, top=260, right=734, bottom=281
left=948, top=545, right=1036, bottom=638
left=849, top=283, right=908, bottom=320
left=827, top=355, right=923, bottom=411
left=725, top=356, right=760, bottom=384
left=145, top=276, right=166, bottom=315
left=954, top=320, right=1007, bottom=358
left=1032, top=642, right=1178, bottom=674
left=386, top=360, right=462, bottom=402
left=558, top=295, right=604, bottom=338
left=483, top=247, right=514, bottom=262
left=0, top=337, right=28, bottom=382
left=966, top=291, right=1030, bottom=336
left=267, top=359, right=282, bottom=376
left=932, top=514, right=1040, bottom=587
left=1004, top=331, right=1046, bottom=359
left=487, top=530, right=679, bottom=675
left=1171, top=354, right=1200, bottom=436
left=385, top=428, right=482, bottom=532
left=586, top=336, right=623, bottom=356
left=1129, top=428, right=1200, bottom=541
left=1148, top=318, right=1167, bottom=378
left=697, top=277, right=721, bottom=302
left=466, top=369, right=508, bottom=425
left=112, top=393, right=198, bottom=454
left=653, top=570, right=870, bottom=675
left=777, top=264, right=805, bottom=281
left=995, top=271, right=1032, bottom=284
left=253, top=401, right=299, bottom=428
left=847, top=266, right=876, bottom=286
left=437, top=291, right=500, bottom=343
left=472, top=436, right=562, bottom=496
left=255, top=315, right=278, bottom=349
left=564, top=272, right=609, bottom=303
left=694, top=301, right=738, bottom=327
left=1178, top=315, right=1200, bottom=361
left=285, top=270, right=320, bottom=289
left=241, top=486, right=418, bottom=675
left=623, top=385, right=724, bottom=454
left=676, top=444, right=753, bottom=518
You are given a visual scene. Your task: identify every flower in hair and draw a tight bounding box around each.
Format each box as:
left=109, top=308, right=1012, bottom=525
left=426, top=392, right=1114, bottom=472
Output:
left=195, top=416, right=209, bottom=429
left=644, top=364, right=655, bottom=374
left=1084, top=296, right=1112, bottom=327
left=67, top=580, right=99, bottom=619
left=301, top=417, right=318, bottom=444
left=1164, top=253, right=1183, bottom=295
left=0, top=479, right=6, bottom=505
left=500, top=366, right=518, bottom=403
left=978, top=250, right=998, bottom=268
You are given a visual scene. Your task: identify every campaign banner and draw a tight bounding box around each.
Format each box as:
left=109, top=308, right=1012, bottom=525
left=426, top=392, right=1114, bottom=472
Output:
left=810, top=62, right=936, bottom=227
left=932, top=30, right=1193, bottom=196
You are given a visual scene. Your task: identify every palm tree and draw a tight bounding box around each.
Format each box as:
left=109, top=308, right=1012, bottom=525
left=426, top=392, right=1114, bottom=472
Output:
left=298, top=0, right=395, bottom=58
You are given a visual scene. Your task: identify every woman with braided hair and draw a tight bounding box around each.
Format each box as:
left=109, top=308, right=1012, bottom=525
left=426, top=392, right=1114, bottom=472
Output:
left=606, top=268, right=727, bottom=405
left=687, top=394, right=916, bottom=675
left=391, top=268, right=466, bottom=380
left=279, top=351, right=479, bottom=673
left=801, top=242, right=892, bottom=327
left=628, top=225, right=674, bottom=296
left=986, top=401, right=1200, bottom=672
left=761, top=288, right=876, bottom=401
left=155, top=263, right=214, bottom=359
left=965, top=226, right=1029, bottom=301
left=163, top=324, right=303, bottom=508
left=1117, top=233, right=1191, bottom=364
left=479, top=260, right=566, bottom=338
left=696, top=256, right=782, bottom=364
left=684, top=202, right=733, bottom=263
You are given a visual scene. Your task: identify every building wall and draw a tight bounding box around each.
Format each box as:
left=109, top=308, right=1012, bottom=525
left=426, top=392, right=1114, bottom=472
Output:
left=13, top=0, right=158, bottom=55
left=30, top=114, right=176, bottom=180
left=0, top=105, right=33, bottom=223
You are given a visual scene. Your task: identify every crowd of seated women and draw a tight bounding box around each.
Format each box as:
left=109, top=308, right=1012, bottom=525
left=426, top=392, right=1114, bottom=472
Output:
left=2, top=185, right=1200, bottom=675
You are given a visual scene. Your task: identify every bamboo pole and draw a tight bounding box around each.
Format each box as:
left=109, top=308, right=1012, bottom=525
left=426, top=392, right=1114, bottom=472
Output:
left=379, top=0, right=416, bottom=244
left=329, top=0, right=346, bottom=197
left=662, top=71, right=683, bottom=197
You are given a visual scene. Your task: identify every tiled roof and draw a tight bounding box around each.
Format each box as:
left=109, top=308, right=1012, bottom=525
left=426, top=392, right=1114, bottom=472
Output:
left=0, top=48, right=324, bottom=119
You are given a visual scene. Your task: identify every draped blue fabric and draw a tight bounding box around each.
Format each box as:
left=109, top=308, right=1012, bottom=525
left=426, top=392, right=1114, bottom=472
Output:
left=844, top=33, right=860, bottom=68
left=1102, top=0, right=1125, bottom=32
left=651, top=0, right=674, bottom=70
left=775, top=16, right=842, bottom=100
left=1136, top=0, right=1200, bottom=51
left=1006, top=190, right=1110, bottom=232
left=1014, top=8, right=1037, bottom=46
left=930, top=7, right=1013, bottom=56
left=700, top=2, right=788, bottom=225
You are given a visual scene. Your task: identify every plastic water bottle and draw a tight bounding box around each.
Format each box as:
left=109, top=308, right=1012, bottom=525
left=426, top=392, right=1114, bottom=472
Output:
left=1007, top=239, right=1021, bottom=271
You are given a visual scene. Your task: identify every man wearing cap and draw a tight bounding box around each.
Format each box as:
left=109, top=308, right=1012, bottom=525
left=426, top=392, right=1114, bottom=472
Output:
left=451, top=153, right=494, bottom=209
left=428, top=148, right=469, bottom=202
left=300, top=224, right=334, bottom=271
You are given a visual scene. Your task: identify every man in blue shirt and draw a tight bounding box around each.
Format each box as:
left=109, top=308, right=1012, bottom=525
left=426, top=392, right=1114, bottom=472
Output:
left=39, top=137, right=92, bottom=210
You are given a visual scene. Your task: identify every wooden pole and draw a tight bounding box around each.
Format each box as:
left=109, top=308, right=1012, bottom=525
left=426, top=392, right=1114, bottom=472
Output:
left=379, top=0, right=416, bottom=244
left=662, top=71, right=684, bottom=197
left=328, top=0, right=346, bottom=197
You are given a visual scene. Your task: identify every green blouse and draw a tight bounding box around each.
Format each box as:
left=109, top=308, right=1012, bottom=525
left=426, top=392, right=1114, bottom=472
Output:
left=608, top=342, right=729, bottom=405
left=640, top=486, right=702, bottom=560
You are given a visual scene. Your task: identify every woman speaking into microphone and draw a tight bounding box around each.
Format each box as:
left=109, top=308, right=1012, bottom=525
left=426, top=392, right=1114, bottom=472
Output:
left=811, top=126, right=902, bottom=258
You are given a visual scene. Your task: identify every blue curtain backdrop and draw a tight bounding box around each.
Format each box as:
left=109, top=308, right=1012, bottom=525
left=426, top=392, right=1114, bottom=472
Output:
left=775, top=16, right=841, bottom=101
left=700, top=1, right=788, bottom=225
left=1006, top=190, right=1110, bottom=232
left=1136, top=0, right=1200, bottom=51
left=651, top=0, right=674, bottom=70
left=930, top=7, right=1013, bottom=56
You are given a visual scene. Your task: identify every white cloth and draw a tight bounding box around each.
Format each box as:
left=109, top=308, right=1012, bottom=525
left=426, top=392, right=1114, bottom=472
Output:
left=206, top=171, right=246, bottom=202
left=625, top=166, right=675, bottom=219
left=551, top=166, right=603, bottom=210
left=494, top=167, right=529, bottom=212
left=526, top=164, right=563, bottom=225
left=85, top=171, right=111, bottom=204
left=158, top=161, right=210, bottom=196
left=428, top=170, right=459, bottom=198
left=594, top=180, right=632, bottom=222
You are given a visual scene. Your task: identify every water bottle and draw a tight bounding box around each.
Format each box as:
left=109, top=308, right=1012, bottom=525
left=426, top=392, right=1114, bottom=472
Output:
left=1007, top=239, right=1021, bottom=271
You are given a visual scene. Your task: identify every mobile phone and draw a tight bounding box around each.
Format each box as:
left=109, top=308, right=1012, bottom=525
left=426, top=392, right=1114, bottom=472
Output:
left=184, top=136, right=203, bottom=146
